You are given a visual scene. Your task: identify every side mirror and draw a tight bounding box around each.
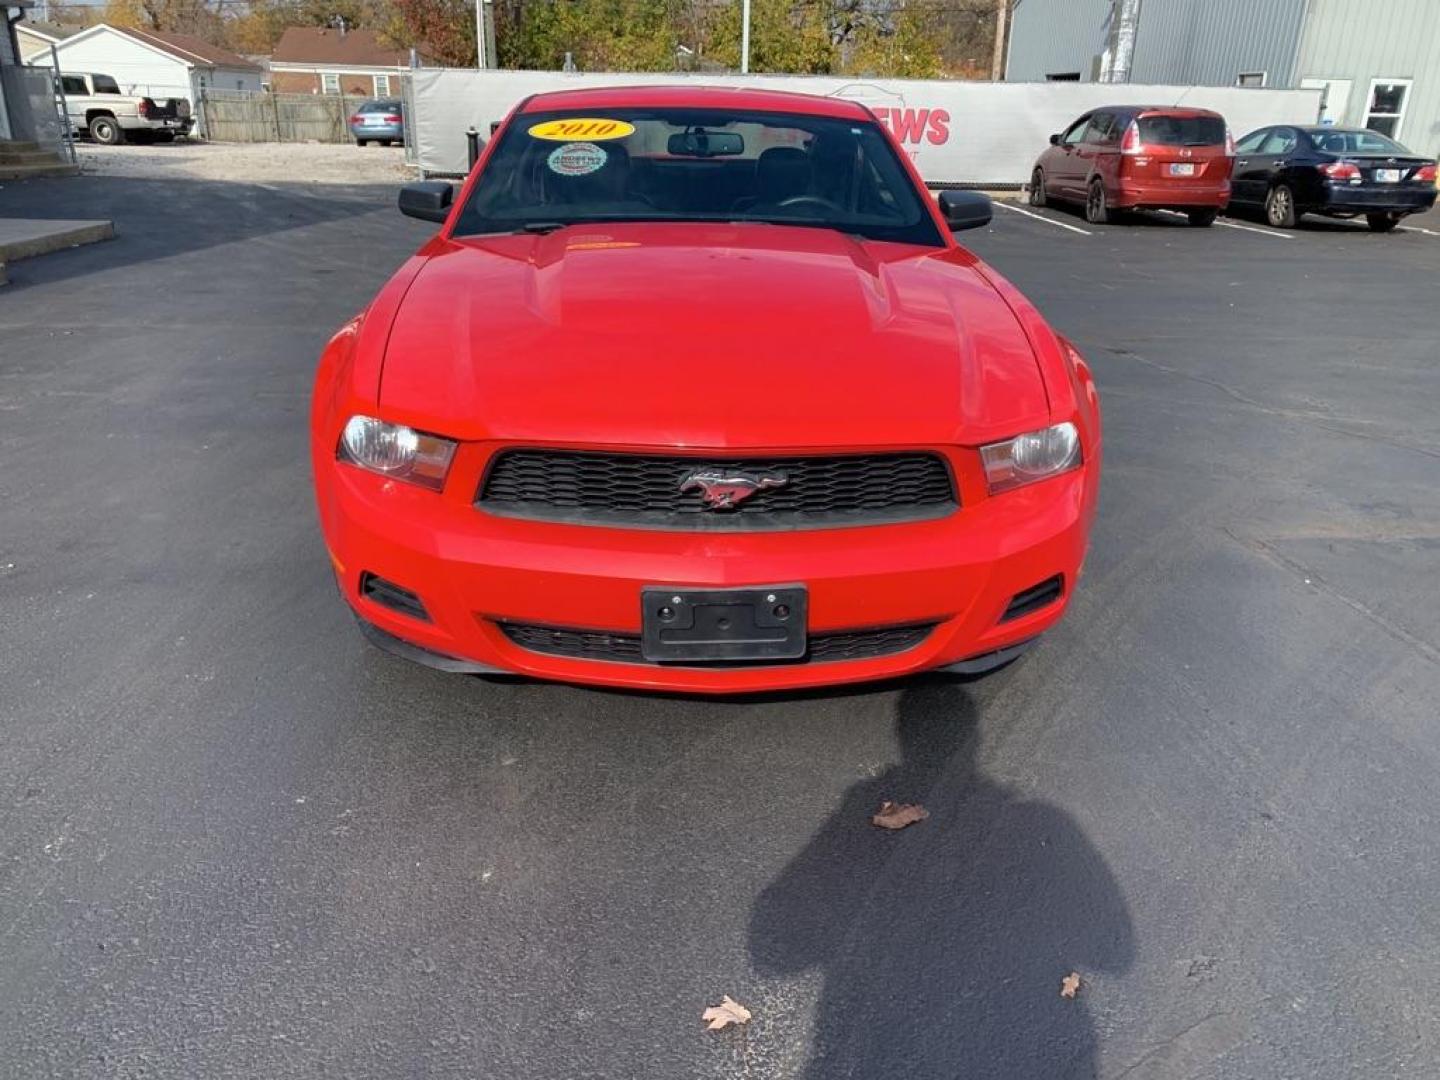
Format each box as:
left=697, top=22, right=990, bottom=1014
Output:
left=398, top=181, right=454, bottom=223
left=1049, top=132, right=1062, bottom=145
left=937, top=190, right=992, bottom=232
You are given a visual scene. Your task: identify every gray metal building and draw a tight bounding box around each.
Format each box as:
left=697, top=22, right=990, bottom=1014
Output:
left=1005, top=0, right=1440, bottom=156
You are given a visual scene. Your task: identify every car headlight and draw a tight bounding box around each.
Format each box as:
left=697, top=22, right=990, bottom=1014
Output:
left=339, top=415, right=457, bottom=491
left=980, top=422, right=1081, bottom=494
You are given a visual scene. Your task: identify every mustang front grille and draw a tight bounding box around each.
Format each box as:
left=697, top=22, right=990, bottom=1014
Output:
left=478, top=449, right=956, bottom=529
left=498, top=621, right=937, bottom=666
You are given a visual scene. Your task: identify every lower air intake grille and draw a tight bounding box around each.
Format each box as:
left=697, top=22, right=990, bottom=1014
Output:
left=360, top=572, right=430, bottom=622
left=498, top=621, right=936, bottom=666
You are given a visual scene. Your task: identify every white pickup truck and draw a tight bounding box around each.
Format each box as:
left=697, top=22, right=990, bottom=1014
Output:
left=56, top=72, right=194, bottom=144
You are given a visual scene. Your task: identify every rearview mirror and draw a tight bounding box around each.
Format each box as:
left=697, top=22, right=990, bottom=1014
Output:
left=667, top=129, right=744, bottom=157
left=1049, top=132, right=1061, bottom=146
left=398, top=181, right=454, bottom=223
left=937, top=190, right=992, bottom=232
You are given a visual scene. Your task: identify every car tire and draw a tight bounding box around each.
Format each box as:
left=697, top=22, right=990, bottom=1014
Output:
left=1029, top=168, right=1047, bottom=207
left=1085, top=179, right=1110, bottom=225
left=88, top=116, right=123, bottom=145
left=356, top=139, right=369, bottom=147
left=1187, top=208, right=1218, bottom=227
left=153, top=132, right=176, bottom=143
left=1366, top=212, right=1400, bottom=233
left=381, top=139, right=394, bottom=147
left=1265, top=184, right=1299, bottom=228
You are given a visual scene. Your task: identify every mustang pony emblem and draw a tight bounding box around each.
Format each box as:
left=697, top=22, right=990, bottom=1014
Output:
left=679, top=470, right=788, bottom=510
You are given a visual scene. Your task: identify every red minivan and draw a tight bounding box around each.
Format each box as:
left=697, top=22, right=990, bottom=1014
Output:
left=1029, top=106, right=1234, bottom=225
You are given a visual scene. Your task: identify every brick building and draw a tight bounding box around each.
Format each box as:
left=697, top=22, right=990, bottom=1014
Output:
left=269, top=27, right=426, bottom=99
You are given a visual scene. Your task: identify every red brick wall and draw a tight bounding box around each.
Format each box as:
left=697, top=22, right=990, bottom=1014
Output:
left=270, top=71, right=391, bottom=97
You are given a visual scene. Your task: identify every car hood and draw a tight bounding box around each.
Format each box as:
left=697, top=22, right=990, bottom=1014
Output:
left=378, top=223, right=1051, bottom=448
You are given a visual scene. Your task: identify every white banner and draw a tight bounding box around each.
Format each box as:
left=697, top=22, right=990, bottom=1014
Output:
left=411, top=69, right=1321, bottom=185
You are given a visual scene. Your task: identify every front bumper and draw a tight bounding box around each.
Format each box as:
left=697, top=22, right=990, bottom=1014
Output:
left=1316, top=183, right=1436, bottom=215
left=314, top=447, right=1097, bottom=693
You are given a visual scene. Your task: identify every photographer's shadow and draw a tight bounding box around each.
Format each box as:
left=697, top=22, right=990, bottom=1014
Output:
left=750, top=679, right=1134, bottom=1079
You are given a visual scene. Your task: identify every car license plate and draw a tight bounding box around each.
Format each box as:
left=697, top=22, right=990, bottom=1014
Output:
left=1168, top=163, right=1196, bottom=177
left=641, top=585, right=806, bottom=662
left=1375, top=168, right=1401, bottom=183
left=365, top=116, right=386, bottom=125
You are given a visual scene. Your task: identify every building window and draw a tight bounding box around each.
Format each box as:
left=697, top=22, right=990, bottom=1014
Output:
left=1236, top=71, right=1267, bottom=88
left=321, top=72, right=340, bottom=94
left=1364, top=78, right=1411, bottom=139
left=1046, top=72, right=1081, bottom=82
left=373, top=74, right=390, bottom=97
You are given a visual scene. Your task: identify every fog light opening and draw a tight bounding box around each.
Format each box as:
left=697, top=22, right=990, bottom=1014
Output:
left=1002, top=575, right=1064, bottom=622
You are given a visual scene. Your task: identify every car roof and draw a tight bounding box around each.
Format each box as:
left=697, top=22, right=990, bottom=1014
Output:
left=519, top=84, right=872, bottom=121
left=1129, top=106, right=1223, bottom=118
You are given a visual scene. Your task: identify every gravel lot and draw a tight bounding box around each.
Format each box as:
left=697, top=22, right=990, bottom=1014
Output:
left=75, top=140, right=413, bottom=185
left=2, top=171, right=1439, bottom=1079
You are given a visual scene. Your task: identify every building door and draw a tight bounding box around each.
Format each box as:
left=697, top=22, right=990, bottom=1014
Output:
left=1300, top=78, right=1352, bottom=126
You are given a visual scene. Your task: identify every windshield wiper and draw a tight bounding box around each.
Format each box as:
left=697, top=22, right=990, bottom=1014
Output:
left=519, top=221, right=568, bottom=234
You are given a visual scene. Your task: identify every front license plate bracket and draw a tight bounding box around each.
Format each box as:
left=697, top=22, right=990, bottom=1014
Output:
left=641, top=586, right=807, bottom=663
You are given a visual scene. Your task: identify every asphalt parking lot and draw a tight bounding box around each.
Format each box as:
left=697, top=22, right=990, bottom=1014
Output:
left=3, top=171, right=1439, bottom=1079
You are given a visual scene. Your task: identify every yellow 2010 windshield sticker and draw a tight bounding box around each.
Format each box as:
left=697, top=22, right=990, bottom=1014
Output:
left=528, top=118, right=635, bottom=142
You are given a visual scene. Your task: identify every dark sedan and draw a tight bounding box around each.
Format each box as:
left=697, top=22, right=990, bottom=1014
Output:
left=1229, top=125, right=1436, bottom=231
left=348, top=99, right=404, bottom=147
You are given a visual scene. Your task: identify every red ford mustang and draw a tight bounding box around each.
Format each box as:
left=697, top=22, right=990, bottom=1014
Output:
left=311, top=86, right=1101, bottom=693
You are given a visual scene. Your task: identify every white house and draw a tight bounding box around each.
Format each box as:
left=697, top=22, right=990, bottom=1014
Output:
left=15, top=20, right=80, bottom=64
left=26, top=22, right=262, bottom=133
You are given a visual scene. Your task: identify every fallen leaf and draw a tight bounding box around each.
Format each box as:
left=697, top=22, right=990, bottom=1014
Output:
left=702, top=995, right=752, bottom=1031
left=871, top=801, right=929, bottom=830
left=1060, top=972, right=1081, bottom=999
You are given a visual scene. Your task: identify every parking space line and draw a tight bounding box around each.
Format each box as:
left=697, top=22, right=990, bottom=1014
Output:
left=1151, top=208, right=1291, bottom=239
left=1216, top=218, right=1292, bottom=239
left=993, top=201, right=1093, bottom=236
left=1400, top=225, right=1440, bottom=237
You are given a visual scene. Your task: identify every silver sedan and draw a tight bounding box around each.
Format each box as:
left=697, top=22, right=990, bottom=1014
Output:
left=349, top=99, right=404, bottom=146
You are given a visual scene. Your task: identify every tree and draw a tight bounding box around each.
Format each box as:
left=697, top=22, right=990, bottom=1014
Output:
left=704, top=0, right=834, bottom=74
left=101, top=0, right=225, bottom=37
left=845, top=2, right=946, bottom=79
left=498, top=0, right=686, bottom=72
left=385, top=0, right=475, bottom=65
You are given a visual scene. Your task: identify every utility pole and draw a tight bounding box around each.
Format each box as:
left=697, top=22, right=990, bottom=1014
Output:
left=480, top=0, right=492, bottom=69
left=991, top=0, right=1008, bottom=81
left=483, top=0, right=497, bottom=70
left=740, top=0, right=751, bottom=74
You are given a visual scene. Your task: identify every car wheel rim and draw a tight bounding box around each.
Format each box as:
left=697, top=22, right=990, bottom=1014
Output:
left=1088, top=186, right=1102, bottom=219
left=1269, top=189, right=1288, bottom=224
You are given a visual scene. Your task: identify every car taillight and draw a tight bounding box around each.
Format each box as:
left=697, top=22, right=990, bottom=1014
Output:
left=1414, top=164, right=1437, bottom=183
left=1318, top=161, right=1361, bottom=181
left=1119, top=121, right=1140, bottom=155
left=383, top=114, right=402, bottom=123
left=138, top=98, right=152, bottom=118
left=349, top=114, right=362, bottom=124
left=1225, top=128, right=1235, bottom=156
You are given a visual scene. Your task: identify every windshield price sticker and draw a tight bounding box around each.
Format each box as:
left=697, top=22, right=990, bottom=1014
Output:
left=529, top=118, right=635, bottom=142
left=547, top=142, right=608, bottom=177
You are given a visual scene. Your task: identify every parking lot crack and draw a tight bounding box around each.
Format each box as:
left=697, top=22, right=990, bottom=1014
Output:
left=1106, top=348, right=1440, bottom=461
left=1222, top=527, right=1440, bottom=667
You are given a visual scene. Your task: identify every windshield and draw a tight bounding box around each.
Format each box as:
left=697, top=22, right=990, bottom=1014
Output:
left=1309, top=129, right=1411, bottom=155
left=92, top=75, right=121, bottom=94
left=452, top=107, right=942, bottom=246
left=1137, top=114, right=1226, bottom=147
